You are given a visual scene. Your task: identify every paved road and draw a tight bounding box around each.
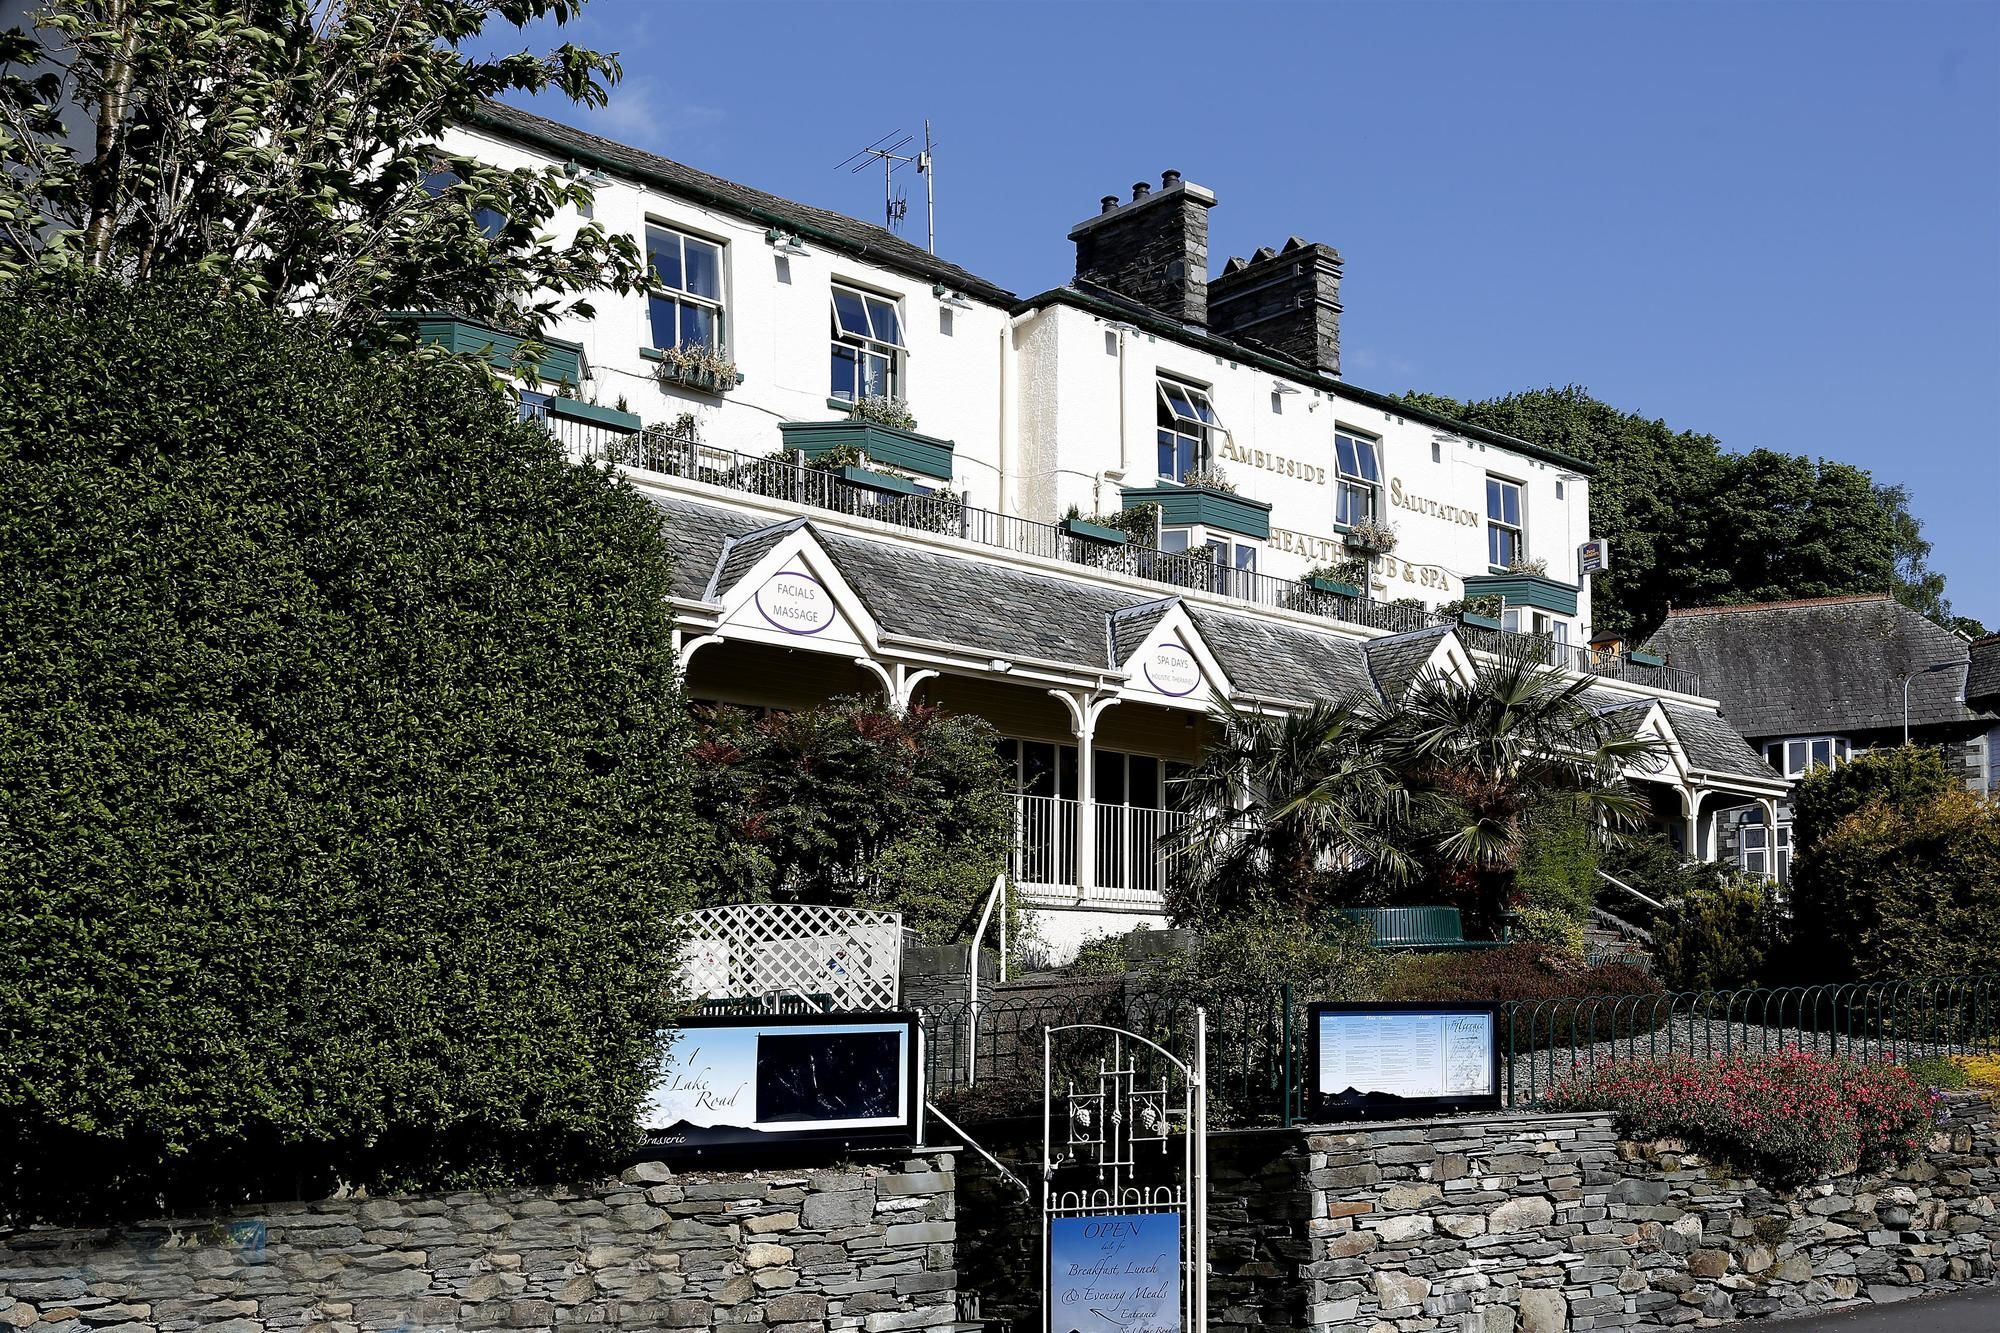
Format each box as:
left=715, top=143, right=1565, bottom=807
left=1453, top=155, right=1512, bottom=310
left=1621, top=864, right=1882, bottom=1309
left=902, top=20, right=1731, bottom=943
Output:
left=1723, top=1285, right=2000, bottom=1330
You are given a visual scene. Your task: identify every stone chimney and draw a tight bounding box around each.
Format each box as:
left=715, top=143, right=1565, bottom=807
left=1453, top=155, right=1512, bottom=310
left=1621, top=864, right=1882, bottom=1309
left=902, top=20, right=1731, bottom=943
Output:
left=1207, top=237, right=1344, bottom=376
left=1068, top=171, right=1217, bottom=326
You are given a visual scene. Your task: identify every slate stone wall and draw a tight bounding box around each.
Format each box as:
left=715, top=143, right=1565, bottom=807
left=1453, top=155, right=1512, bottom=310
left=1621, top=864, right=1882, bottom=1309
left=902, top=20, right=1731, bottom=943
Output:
left=957, top=1093, right=2000, bottom=1332
left=0, top=1154, right=960, bottom=1333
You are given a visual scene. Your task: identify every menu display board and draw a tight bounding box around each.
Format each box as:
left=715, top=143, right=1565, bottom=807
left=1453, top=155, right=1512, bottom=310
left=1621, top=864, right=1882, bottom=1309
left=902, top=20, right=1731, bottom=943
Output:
left=638, top=1012, right=919, bottom=1153
left=1048, top=1212, right=1182, bottom=1333
left=1306, top=1002, right=1500, bottom=1119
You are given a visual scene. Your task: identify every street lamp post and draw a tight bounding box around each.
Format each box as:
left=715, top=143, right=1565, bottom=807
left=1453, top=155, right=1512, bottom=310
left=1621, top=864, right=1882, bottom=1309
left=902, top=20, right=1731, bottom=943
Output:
left=1901, top=661, right=1962, bottom=746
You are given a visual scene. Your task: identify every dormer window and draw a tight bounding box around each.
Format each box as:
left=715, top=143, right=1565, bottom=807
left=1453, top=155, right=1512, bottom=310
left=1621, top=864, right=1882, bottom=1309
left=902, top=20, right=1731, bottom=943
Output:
left=1762, top=736, right=1851, bottom=779
left=831, top=285, right=904, bottom=401
left=1157, top=378, right=1220, bottom=483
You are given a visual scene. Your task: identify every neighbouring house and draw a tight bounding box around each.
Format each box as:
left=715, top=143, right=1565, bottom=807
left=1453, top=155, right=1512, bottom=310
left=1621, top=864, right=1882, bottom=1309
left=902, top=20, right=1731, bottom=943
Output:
left=1645, top=594, right=2000, bottom=884
left=419, top=102, right=1783, bottom=959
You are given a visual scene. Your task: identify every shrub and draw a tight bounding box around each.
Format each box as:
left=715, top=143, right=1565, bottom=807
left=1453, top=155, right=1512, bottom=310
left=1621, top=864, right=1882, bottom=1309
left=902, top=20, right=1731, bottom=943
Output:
left=1150, top=911, right=1384, bottom=1010
left=1515, top=798, right=1600, bottom=919
left=1906, top=1056, right=1972, bottom=1091
left=1544, top=1051, right=1933, bottom=1187
left=691, top=698, right=1012, bottom=943
left=1512, top=906, right=1586, bottom=963
left=850, top=394, right=918, bottom=430
left=0, top=273, right=707, bottom=1224
left=1792, top=746, right=1952, bottom=850
left=1600, top=829, right=1725, bottom=925
left=1653, top=872, right=1788, bottom=991
left=1788, top=790, right=2000, bottom=981
left=1951, top=1054, right=2000, bottom=1091
left=1380, top=944, right=1666, bottom=1050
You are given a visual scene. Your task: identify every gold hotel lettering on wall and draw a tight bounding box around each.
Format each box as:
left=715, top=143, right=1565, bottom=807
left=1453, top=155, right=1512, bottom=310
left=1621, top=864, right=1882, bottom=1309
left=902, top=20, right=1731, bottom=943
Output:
left=1220, top=439, right=1326, bottom=485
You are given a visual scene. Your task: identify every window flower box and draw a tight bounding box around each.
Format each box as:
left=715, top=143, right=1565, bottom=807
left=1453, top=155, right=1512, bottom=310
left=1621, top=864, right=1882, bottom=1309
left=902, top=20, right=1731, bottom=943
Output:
left=1342, top=518, right=1400, bottom=556
left=544, top=397, right=641, bottom=433
left=643, top=345, right=743, bottom=395
left=837, top=464, right=921, bottom=496
left=780, top=418, right=955, bottom=481
left=1119, top=483, right=1272, bottom=540
left=1308, top=576, right=1362, bottom=597
left=1458, top=612, right=1504, bottom=631
left=1062, top=517, right=1129, bottom=545
left=1628, top=649, right=1667, bottom=667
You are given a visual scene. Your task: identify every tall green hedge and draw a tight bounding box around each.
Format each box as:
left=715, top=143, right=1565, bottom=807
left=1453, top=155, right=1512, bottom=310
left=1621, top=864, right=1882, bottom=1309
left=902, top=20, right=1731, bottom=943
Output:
left=0, top=273, right=707, bottom=1223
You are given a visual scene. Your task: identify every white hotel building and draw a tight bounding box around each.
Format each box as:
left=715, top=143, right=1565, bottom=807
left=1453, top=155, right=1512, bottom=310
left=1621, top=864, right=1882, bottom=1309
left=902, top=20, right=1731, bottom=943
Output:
left=431, top=103, right=1784, bottom=957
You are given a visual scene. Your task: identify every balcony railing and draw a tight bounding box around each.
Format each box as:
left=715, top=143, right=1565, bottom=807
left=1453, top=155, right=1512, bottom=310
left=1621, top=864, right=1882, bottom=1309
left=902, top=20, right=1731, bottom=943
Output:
left=589, top=428, right=1699, bottom=695
left=1009, top=795, right=1187, bottom=909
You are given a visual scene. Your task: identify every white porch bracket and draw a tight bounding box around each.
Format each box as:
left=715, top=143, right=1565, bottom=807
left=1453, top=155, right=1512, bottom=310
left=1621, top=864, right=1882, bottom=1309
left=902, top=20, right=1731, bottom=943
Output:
left=1049, top=690, right=1121, bottom=903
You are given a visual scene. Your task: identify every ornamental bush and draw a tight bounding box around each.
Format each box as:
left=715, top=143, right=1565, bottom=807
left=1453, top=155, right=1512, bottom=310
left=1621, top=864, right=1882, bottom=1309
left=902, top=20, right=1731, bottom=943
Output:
left=1652, top=871, right=1789, bottom=991
left=1379, top=944, right=1665, bottom=1050
left=1792, top=746, right=1953, bottom=850
left=0, top=273, right=707, bottom=1224
left=1544, top=1051, right=1934, bottom=1187
left=1787, top=789, right=2000, bottom=981
left=690, top=697, right=1013, bottom=943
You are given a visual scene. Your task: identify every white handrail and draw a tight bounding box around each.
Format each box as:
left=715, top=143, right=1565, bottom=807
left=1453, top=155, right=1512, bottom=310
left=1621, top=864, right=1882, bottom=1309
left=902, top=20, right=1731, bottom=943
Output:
left=925, top=1100, right=1031, bottom=1198
left=968, top=872, right=1008, bottom=1005
left=1597, top=868, right=1665, bottom=912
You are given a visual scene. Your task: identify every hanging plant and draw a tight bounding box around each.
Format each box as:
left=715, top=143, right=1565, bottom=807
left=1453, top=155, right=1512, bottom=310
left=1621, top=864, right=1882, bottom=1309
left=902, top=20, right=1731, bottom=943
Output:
left=1344, top=517, right=1399, bottom=555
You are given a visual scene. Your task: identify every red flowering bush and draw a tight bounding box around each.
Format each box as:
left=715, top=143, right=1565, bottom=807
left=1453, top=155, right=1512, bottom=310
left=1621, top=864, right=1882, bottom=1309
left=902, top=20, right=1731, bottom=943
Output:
left=1544, top=1049, right=1934, bottom=1187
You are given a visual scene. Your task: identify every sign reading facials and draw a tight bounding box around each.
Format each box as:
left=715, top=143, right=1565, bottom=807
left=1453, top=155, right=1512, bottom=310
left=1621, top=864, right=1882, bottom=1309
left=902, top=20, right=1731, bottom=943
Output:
left=1142, top=640, right=1202, bottom=698
left=754, top=569, right=837, bottom=635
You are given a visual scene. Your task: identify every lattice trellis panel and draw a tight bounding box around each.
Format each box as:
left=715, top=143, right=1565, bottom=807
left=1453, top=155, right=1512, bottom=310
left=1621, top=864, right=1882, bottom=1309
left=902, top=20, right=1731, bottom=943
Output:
left=676, top=903, right=903, bottom=1011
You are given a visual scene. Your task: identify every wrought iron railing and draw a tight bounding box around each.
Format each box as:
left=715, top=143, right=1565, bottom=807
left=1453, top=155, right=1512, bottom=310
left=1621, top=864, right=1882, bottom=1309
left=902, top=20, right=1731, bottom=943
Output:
left=919, top=973, right=2000, bottom=1125
left=589, top=429, right=1699, bottom=694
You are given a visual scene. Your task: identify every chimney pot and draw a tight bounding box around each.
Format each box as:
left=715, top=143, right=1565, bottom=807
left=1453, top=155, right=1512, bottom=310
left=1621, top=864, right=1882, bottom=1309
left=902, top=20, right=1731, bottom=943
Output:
left=1131, top=181, right=1151, bottom=201
left=1161, top=170, right=1182, bottom=189
left=1100, top=194, right=1119, bottom=214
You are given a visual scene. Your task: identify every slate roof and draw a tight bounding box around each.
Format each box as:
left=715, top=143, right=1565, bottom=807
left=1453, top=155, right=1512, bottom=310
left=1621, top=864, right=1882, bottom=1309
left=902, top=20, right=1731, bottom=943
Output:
left=1643, top=595, right=1990, bottom=740
left=646, top=492, right=1774, bottom=782
left=1363, top=626, right=1454, bottom=704
left=1970, top=636, right=2000, bottom=705
left=472, top=102, right=1015, bottom=307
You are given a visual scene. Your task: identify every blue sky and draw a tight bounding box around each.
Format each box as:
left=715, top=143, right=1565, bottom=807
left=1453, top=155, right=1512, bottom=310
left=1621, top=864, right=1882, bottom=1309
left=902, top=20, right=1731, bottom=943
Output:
left=504, top=0, right=2000, bottom=626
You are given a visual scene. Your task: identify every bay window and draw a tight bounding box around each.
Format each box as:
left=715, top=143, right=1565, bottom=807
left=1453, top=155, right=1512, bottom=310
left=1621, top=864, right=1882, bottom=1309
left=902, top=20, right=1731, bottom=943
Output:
left=1761, top=736, right=1851, bottom=779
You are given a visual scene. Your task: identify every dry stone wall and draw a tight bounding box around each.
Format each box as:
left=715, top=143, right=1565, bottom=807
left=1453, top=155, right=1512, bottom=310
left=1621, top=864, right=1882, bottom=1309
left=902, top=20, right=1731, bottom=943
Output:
left=0, top=1153, right=960, bottom=1333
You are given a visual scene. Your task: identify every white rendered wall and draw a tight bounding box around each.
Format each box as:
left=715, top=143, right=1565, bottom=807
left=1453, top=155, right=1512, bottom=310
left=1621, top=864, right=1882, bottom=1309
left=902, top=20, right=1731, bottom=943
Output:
left=444, top=127, right=1013, bottom=508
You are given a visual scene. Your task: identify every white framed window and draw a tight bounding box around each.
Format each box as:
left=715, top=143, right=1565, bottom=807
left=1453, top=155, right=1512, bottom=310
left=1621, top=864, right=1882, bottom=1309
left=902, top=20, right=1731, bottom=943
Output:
left=1487, top=475, right=1524, bottom=568
left=830, top=284, right=904, bottom=401
left=1334, top=430, right=1382, bottom=529
left=1740, top=820, right=1793, bottom=885
left=1156, top=378, right=1221, bottom=482
left=646, top=224, right=724, bottom=352
left=1500, top=607, right=1568, bottom=646
left=1761, top=736, right=1851, bottom=779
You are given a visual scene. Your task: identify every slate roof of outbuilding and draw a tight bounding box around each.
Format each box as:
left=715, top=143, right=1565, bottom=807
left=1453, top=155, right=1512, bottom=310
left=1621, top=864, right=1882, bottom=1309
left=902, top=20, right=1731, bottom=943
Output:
left=472, top=101, right=1015, bottom=307
left=1643, top=594, right=1989, bottom=740
left=1660, top=702, right=1782, bottom=781
left=1970, top=636, right=2000, bottom=705
left=1186, top=608, right=1380, bottom=705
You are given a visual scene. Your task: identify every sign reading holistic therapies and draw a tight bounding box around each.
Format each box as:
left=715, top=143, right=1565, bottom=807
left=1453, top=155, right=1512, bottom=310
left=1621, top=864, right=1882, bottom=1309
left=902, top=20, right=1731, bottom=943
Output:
left=753, top=568, right=837, bottom=635
left=1307, top=1002, right=1499, bottom=1119
left=1048, top=1213, right=1182, bottom=1333
left=638, top=1013, right=918, bottom=1154
left=1142, top=640, right=1201, bottom=698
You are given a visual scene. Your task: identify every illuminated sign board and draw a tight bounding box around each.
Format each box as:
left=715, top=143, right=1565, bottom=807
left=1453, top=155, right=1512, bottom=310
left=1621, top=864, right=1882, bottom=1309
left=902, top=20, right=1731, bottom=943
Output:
left=1577, top=539, right=1611, bottom=578
left=639, top=1013, right=919, bottom=1154
left=1048, top=1212, right=1182, bottom=1333
left=1306, top=1002, right=1500, bottom=1119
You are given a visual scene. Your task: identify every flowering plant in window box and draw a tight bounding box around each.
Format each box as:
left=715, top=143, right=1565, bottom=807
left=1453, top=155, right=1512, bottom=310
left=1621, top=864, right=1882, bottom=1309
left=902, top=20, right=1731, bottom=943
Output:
left=1179, top=465, right=1237, bottom=493
left=654, top=341, right=739, bottom=394
left=1343, top=517, right=1399, bottom=555
left=848, top=394, right=919, bottom=430
left=1303, top=560, right=1367, bottom=597
left=1507, top=555, right=1550, bottom=576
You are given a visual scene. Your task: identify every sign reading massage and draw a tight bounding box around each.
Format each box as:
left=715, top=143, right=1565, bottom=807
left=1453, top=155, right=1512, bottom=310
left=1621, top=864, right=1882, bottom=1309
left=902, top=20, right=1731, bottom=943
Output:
left=1141, top=640, right=1201, bottom=698
left=754, top=568, right=837, bottom=635
left=639, top=1013, right=918, bottom=1153
left=1048, top=1212, right=1181, bottom=1333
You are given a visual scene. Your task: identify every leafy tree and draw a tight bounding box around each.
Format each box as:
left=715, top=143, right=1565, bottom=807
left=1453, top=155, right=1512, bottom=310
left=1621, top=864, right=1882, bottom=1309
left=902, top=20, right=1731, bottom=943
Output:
left=1514, top=797, right=1601, bottom=920
left=692, top=697, right=1013, bottom=943
left=1652, top=873, right=1789, bottom=991
left=1403, top=385, right=1980, bottom=637
left=0, top=270, right=706, bottom=1224
left=0, top=0, right=646, bottom=342
left=1791, top=745, right=1953, bottom=850
left=1788, top=790, right=2000, bottom=981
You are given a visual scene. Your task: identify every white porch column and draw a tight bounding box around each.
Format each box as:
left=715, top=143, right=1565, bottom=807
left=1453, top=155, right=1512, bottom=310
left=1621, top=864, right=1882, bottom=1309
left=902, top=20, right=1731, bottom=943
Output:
left=1052, top=692, right=1118, bottom=904
left=1680, top=786, right=1708, bottom=861
left=673, top=633, right=724, bottom=682
left=1758, top=795, right=1779, bottom=829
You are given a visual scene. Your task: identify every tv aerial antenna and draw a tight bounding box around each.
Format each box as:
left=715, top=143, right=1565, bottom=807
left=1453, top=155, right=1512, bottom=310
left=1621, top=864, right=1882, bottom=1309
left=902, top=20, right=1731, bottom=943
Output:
left=838, top=121, right=937, bottom=253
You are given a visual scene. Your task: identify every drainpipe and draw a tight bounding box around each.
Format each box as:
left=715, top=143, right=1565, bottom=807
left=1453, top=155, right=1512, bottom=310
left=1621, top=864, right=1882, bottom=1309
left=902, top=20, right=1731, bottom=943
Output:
left=999, top=309, right=1038, bottom=518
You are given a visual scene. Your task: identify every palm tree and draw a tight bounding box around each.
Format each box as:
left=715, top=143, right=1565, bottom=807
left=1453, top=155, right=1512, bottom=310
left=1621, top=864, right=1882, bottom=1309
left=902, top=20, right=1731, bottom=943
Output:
left=1164, top=645, right=1664, bottom=932
left=1165, top=699, right=1427, bottom=926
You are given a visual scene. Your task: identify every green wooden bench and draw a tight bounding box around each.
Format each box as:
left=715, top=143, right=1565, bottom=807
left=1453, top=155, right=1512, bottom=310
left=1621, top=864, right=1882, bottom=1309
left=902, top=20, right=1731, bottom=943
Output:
left=1338, top=906, right=1509, bottom=951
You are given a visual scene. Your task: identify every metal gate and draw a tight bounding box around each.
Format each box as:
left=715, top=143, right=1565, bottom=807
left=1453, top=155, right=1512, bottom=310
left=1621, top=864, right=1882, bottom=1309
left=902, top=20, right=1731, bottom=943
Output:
left=1041, top=1016, right=1207, bottom=1333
